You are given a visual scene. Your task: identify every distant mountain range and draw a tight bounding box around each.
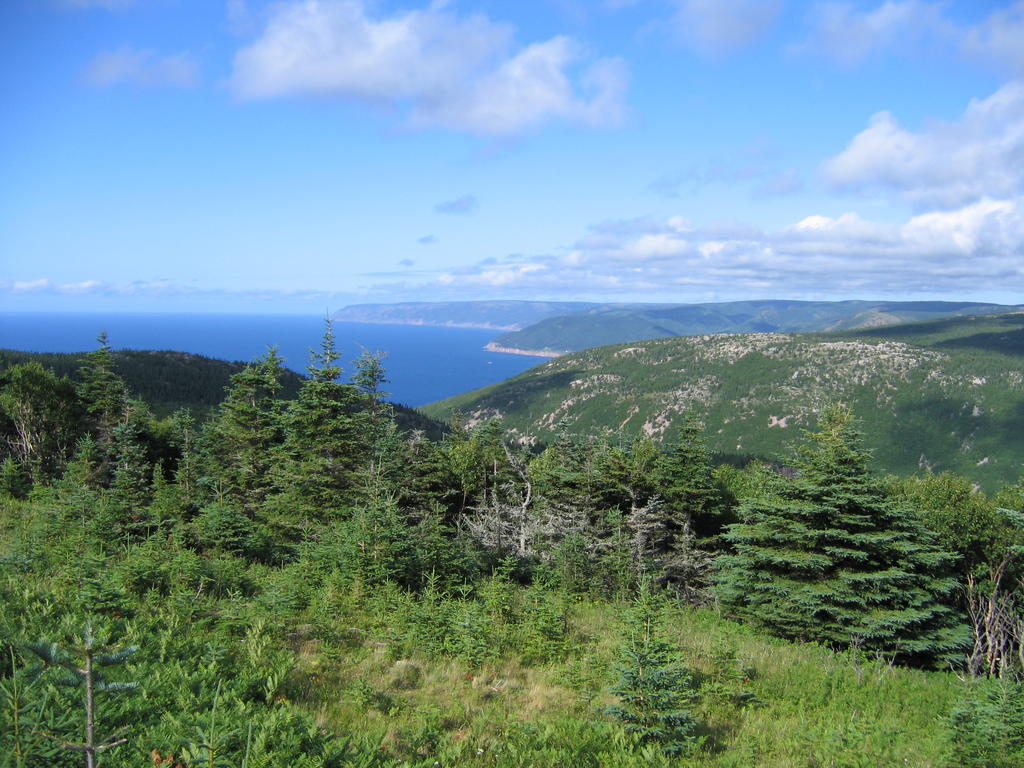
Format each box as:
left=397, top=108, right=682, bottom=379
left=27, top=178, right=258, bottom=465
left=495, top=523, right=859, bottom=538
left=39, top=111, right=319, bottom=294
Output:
left=334, top=299, right=1024, bottom=355
left=332, top=301, right=605, bottom=330
left=421, top=312, right=1024, bottom=490
left=488, top=300, right=1024, bottom=354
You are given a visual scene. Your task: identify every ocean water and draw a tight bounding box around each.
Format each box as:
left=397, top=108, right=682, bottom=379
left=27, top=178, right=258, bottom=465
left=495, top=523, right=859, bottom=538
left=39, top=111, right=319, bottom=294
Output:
left=0, top=312, right=549, bottom=406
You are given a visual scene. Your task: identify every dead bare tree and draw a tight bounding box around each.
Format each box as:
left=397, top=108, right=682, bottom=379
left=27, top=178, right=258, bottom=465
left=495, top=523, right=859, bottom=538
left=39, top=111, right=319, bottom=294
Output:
left=964, top=558, right=1024, bottom=679
left=463, top=443, right=539, bottom=558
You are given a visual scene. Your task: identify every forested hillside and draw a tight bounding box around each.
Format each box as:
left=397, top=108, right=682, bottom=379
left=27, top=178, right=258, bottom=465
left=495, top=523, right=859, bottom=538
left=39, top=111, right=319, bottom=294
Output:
left=0, top=345, right=441, bottom=436
left=425, top=314, right=1024, bottom=489
left=2, top=322, right=1023, bottom=767
left=0, top=347, right=304, bottom=419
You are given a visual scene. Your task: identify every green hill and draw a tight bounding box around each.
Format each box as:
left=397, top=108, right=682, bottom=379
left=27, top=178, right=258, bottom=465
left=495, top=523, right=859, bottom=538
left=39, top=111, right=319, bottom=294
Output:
left=491, top=300, right=1024, bottom=354
left=423, top=313, right=1024, bottom=489
left=0, top=348, right=444, bottom=435
left=0, top=348, right=305, bottom=418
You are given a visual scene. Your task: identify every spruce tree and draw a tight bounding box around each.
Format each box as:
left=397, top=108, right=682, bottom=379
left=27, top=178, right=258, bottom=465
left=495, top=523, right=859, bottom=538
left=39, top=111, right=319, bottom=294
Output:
left=0, top=456, right=31, bottom=500
left=77, top=332, right=129, bottom=467
left=169, top=408, right=200, bottom=516
left=716, top=405, right=967, bottom=664
left=654, top=415, right=721, bottom=536
left=277, top=320, right=366, bottom=517
left=608, top=582, right=701, bottom=756
left=201, top=349, right=286, bottom=516
left=109, top=410, right=153, bottom=534
left=651, top=418, right=720, bottom=598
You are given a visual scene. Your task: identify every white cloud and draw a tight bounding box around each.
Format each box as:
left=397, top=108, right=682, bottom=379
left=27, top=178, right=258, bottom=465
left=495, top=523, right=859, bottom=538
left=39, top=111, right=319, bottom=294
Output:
left=824, top=82, right=1024, bottom=208
left=229, top=0, right=626, bottom=135
left=962, top=1, right=1024, bottom=76
left=389, top=198, right=1024, bottom=300
left=11, top=278, right=52, bottom=293
left=3, top=278, right=158, bottom=296
left=84, top=47, right=200, bottom=88
left=0, top=278, right=354, bottom=305
left=797, top=1, right=951, bottom=67
left=902, top=198, right=1020, bottom=254
left=673, top=0, right=782, bottom=55
left=434, top=195, right=479, bottom=215
left=798, top=1, right=1024, bottom=75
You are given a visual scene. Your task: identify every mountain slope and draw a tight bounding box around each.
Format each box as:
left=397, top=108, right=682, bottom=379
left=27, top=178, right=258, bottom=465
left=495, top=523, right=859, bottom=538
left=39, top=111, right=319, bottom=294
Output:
left=423, top=314, right=1024, bottom=489
left=0, top=348, right=445, bottom=436
left=490, top=300, right=1024, bottom=354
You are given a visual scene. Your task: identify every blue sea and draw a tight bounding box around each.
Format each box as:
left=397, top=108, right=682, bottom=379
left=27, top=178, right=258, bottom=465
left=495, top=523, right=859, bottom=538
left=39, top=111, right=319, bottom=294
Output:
left=0, top=312, right=549, bottom=406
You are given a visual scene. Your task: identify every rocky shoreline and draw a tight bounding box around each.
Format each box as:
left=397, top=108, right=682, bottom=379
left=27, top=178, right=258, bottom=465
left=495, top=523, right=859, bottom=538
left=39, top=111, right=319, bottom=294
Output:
left=484, top=342, right=562, bottom=358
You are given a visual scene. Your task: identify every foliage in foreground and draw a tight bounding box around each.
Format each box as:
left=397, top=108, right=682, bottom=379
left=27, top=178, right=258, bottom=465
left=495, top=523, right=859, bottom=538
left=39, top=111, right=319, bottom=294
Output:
left=1, top=324, right=1023, bottom=766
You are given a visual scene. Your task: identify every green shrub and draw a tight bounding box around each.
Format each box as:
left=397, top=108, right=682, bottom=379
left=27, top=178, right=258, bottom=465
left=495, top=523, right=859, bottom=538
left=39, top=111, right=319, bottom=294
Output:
left=948, top=677, right=1024, bottom=768
left=607, top=586, right=701, bottom=757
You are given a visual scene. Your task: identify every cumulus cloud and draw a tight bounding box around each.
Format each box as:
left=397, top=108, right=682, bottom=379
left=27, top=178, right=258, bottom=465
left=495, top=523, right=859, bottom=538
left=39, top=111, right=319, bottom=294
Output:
left=84, top=47, right=200, bottom=88
left=434, top=195, right=479, bottom=215
left=384, top=198, right=1024, bottom=300
left=228, top=0, right=626, bottom=135
left=416, top=235, right=437, bottom=245
left=672, top=0, right=782, bottom=55
left=824, top=82, right=1024, bottom=208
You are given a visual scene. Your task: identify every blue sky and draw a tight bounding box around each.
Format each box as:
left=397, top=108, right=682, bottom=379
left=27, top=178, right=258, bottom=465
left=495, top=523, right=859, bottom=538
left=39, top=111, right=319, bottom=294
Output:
left=2, top=0, right=1022, bottom=313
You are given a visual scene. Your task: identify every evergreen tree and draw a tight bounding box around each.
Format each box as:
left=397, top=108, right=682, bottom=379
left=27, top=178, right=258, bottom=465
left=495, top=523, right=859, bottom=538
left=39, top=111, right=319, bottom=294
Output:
left=444, top=418, right=507, bottom=519
left=109, top=408, right=153, bottom=533
left=276, top=320, right=366, bottom=517
left=652, top=419, right=722, bottom=600
left=530, top=429, right=605, bottom=532
left=608, top=582, right=701, bottom=756
left=392, top=429, right=461, bottom=519
left=716, top=405, right=967, bottom=664
left=77, top=333, right=129, bottom=465
left=201, top=349, right=286, bottom=516
left=0, top=457, right=31, bottom=500
left=352, top=348, right=389, bottom=430
left=168, top=409, right=200, bottom=516
left=948, top=678, right=1024, bottom=768
left=654, top=415, right=721, bottom=536
left=27, top=622, right=138, bottom=768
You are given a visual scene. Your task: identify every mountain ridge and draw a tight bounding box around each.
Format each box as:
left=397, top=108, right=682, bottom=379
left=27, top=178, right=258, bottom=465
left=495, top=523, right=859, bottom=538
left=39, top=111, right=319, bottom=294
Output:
left=421, top=312, right=1024, bottom=489
left=489, top=300, right=1024, bottom=354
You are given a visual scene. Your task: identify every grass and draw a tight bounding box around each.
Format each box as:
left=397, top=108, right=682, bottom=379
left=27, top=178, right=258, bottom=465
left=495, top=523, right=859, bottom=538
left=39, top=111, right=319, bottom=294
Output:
left=283, top=594, right=963, bottom=767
